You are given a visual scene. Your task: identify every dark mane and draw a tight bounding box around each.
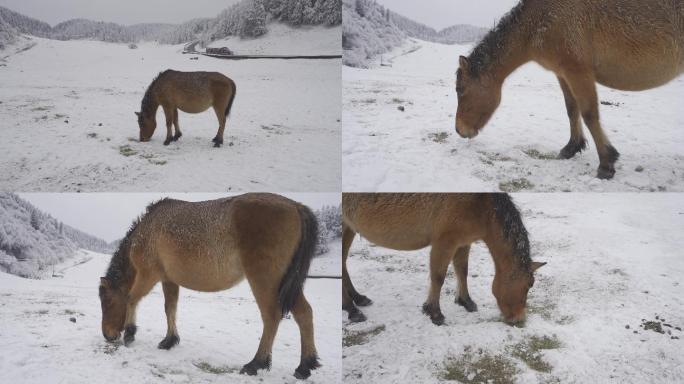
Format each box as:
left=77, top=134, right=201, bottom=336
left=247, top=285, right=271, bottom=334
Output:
left=140, top=70, right=168, bottom=118
left=467, top=1, right=526, bottom=77
left=490, top=193, right=531, bottom=270
left=104, top=198, right=170, bottom=286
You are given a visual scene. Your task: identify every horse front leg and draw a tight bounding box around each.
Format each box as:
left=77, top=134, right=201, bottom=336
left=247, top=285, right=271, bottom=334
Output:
left=342, top=225, right=367, bottom=322
left=422, top=241, right=458, bottom=325
left=557, top=76, right=587, bottom=159
left=162, top=106, right=174, bottom=146
left=123, top=274, right=157, bottom=346
left=452, top=245, right=477, bottom=312
left=564, top=71, right=620, bottom=179
left=158, top=281, right=180, bottom=350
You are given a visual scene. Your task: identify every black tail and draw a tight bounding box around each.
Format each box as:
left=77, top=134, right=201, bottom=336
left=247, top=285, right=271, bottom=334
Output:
left=224, top=80, right=236, bottom=117
left=278, top=204, right=318, bottom=316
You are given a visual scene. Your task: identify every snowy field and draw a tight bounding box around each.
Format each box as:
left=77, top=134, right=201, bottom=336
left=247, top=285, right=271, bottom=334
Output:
left=342, top=40, right=684, bottom=192
left=342, top=194, right=684, bottom=383
left=0, top=245, right=342, bottom=383
left=0, top=29, right=341, bottom=192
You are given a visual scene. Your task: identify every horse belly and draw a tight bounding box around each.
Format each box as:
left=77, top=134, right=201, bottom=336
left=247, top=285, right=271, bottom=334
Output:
left=591, top=26, right=683, bottom=90
left=351, top=224, right=432, bottom=251
left=162, top=250, right=245, bottom=292
left=594, top=58, right=681, bottom=91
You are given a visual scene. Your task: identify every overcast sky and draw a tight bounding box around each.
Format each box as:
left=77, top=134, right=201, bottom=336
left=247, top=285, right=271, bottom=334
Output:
left=0, top=0, right=237, bottom=26
left=19, top=193, right=340, bottom=242
left=377, top=0, right=519, bottom=29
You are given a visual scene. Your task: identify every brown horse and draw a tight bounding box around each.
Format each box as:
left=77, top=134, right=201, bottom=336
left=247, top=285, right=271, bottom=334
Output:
left=455, top=0, right=684, bottom=179
left=98, top=193, right=320, bottom=379
left=342, top=193, right=545, bottom=326
left=135, top=70, right=236, bottom=147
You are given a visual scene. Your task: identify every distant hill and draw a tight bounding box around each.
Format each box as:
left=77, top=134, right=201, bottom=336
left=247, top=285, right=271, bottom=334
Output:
left=163, top=0, right=342, bottom=45
left=0, top=193, right=113, bottom=278
left=0, top=0, right=341, bottom=48
left=0, top=6, right=51, bottom=38
left=342, top=0, right=487, bottom=67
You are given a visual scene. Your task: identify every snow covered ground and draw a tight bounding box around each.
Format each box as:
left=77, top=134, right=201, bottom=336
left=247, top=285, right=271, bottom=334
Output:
left=342, top=194, right=684, bottom=383
left=0, top=246, right=341, bottom=383
left=0, top=31, right=340, bottom=192
left=342, top=39, right=684, bottom=192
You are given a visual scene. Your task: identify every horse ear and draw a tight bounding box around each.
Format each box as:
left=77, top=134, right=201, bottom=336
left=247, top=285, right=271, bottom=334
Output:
left=530, top=261, right=547, bottom=272
left=459, top=55, right=469, bottom=70
left=100, top=277, right=110, bottom=287
left=134, top=111, right=140, bottom=117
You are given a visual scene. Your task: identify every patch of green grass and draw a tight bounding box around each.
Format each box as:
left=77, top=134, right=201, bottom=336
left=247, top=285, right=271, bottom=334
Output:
left=428, top=132, right=449, bottom=144
left=499, top=178, right=534, bottom=192
left=343, top=324, right=386, bottom=347
left=148, top=159, right=167, bottom=165
left=192, top=361, right=238, bottom=374
left=31, top=106, right=52, bottom=111
left=440, top=351, right=518, bottom=383
left=119, top=145, right=138, bottom=157
left=508, top=335, right=561, bottom=373
left=86, top=132, right=97, bottom=138
left=523, top=149, right=557, bottom=160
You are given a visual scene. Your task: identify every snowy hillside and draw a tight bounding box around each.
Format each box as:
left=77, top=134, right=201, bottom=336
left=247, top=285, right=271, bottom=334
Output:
left=0, top=6, right=51, bottom=38
left=0, top=248, right=341, bottom=383
left=0, top=193, right=112, bottom=278
left=343, top=194, right=684, bottom=383
left=0, top=37, right=341, bottom=191
left=342, top=0, right=485, bottom=68
left=342, top=40, right=684, bottom=191
left=160, top=0, right=341, bottom=45
left=342, top=0, right=404, bottom=68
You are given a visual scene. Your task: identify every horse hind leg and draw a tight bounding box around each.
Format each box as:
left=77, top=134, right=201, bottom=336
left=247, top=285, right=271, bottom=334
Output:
left=422, top=241, right=458, bottom=326
left=452, top=245, right=477, bottom=312
left=557, top=76, right=587, bottom=159
left=342, top=225, right=367, bottom=322
left=158, top=281, right=180, bottom=350
left=211, top=104, right=227, bottom=147
left=240, top=279, right=281, bottom=375
left=291, top=293, right=320, bottom=379
left=172, top=109, right=182, bottom=141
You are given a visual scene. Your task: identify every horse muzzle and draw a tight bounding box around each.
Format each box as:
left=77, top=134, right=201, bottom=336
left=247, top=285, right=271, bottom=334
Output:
left=103, top=330, right=121, bottom=342
left=455, top=119, right=479, bottom=139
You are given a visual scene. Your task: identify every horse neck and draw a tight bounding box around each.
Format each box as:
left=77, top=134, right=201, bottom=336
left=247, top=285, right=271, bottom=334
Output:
left=482, top=226, right=527, bottom=277
left=480, top=7, right=535, bottom=85
left=141, top=86, right=160, bottom=120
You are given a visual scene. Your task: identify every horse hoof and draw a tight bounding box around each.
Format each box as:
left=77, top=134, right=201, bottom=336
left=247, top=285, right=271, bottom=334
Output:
left=294, top=355, right=320, bottom=380
left=172, top=133, right=182, bottom=141
left=430, top=314, right=445, bottom=326
left=456, top=297, right=478, bottom=312
left=348, top=310, right=367, bottom=323
left=597, top=166, right=615, bottom=180
left=422, top=303, right=445, bottom=325
left=163, top=139, right=171, bottom=146
left=213, top=142, right=221, bottom=148
left=558, top=139, right=587, bottom=159
left=157, top=334, right=180, bottom=350
left=240, top=357, right=271, bottom=376
left=123, top=324, right=136, bottom=346
left=354, top=295, right=373, bottom=307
